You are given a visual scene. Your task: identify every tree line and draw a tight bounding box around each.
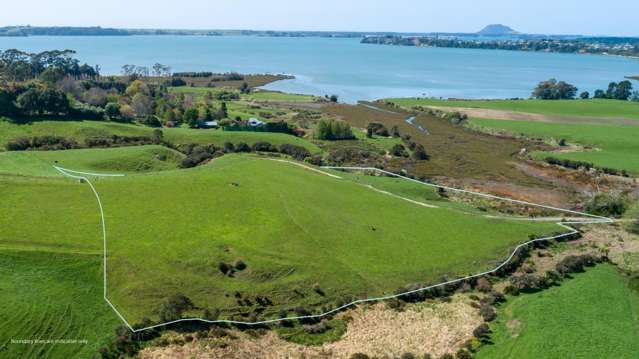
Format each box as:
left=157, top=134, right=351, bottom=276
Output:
left=532, top=78, right=637, bottom=101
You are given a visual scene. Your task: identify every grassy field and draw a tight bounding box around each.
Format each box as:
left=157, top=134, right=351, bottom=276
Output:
left=245, top=90, right=317, bottom=102
left=387, top=98, right=639, bottom=120
left=470, top=118, right=639, bottom=174
left=477, top=264, right=639, bottom=359
left=0, top=250, right=120, bottom=359
left=0, top=146, right=184, bottom=177
left=0, top=120, right=320, bottom=152
left=0, top=154, right=562, bottom=324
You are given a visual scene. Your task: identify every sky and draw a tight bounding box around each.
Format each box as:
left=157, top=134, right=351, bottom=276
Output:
left=2, top=0, right=638, bottom=36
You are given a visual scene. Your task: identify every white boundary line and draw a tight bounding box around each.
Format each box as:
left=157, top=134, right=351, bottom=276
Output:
left=52, top=163, right=612, bottom=333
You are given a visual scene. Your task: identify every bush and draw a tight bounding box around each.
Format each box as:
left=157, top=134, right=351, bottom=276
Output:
left=158, top=293, right=194, bottom=322
left=252, top=141, right=278, bottom=152
left=235, top=142, right=251, bottom=152
left=138, top=115, right=162, bottom=128
left=479, top=304, right=496, bottom=322
left=233, top=259, right=247, bottom=271
left=475, top=277, right=493, bottom=293
left=223, top=142, right=236, bottom=153
left=506, top=274, right=547, bottom=294
left=473, top=323, right=491, bottom=342
left=7, top=135, right=79, bottom=151
left=555, top=254, right=599, bottom=276
left=315, top=119, right=355, bottom=140
left=585, top=193, right=626, bottom=218
left=390, top=143, right=409, bottom=157
left=412, top=144, right=429, bottom=160
left=279, top=144, right=311, bottom=161
left=367, top=122, right=389, bottom=137
left=170, top=78, right=187, bottom=86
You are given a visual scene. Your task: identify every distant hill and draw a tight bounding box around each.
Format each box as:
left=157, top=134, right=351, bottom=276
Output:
left=477, top=24, right=519, bottom=36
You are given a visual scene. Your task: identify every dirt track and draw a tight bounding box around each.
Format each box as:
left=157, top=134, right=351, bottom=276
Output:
left=428, top=106, right=639, bottom=126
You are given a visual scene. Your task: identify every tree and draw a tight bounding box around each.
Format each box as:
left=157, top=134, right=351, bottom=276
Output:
left=390, top=143, right=409, bottom=157
left=531, top=78, right=577, bottom=100
left=0, top=88, right=18, bottom=116
left=105, top=102, right=121, bottom=118
left=593, top=89, right=606, bottom=99
left=39, top=66, right=65, bottom=84
left=240, top=82, right=250, bottom=94
left=17, top=87, right=70, bottom=116
left=131, top=93, right=153, bottom=117
left=412, top=144, right=429, bottom=160
left=315, top=119, right=354, bottom=140
left=183, top=107, right=199, bottom=128
left=579, top=91, right=590, bottom=99
left=615, top=80, right=633, bottom=100
left=218, top=102, right=228, bottom=119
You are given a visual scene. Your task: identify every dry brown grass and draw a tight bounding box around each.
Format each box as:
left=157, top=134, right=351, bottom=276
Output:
left=139, top=296, right=481, bottom=359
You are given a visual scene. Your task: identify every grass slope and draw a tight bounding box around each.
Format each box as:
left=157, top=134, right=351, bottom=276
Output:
left=0, top=146, right=185, bottom=177
left=387, top=98, right=639, bottom=120
left=11, top=154, right=559, bottom=323
left=470, top=118, right=639, bottom=174
left=0, top=250, right=119, bottom=359
left=0, top=120, right=320, bottom=152
left=477, top=264, right=639, bottom=359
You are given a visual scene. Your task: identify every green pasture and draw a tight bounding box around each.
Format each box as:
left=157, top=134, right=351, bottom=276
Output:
left=0, top=146, right=184, bottom=177
left=477, top=264, right=639, bottom=359
left=0, top=155, right=562, bottom=323
left=387, top=98, right=639, bottom=120
left=0, top=250, right=119, bottom=359
left=470, top=118, right=639, bottom=174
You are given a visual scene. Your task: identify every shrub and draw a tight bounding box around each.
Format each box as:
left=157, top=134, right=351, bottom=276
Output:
left=412, top=144, right=430, bottom=160
left=507, top=274, right=547, bottom=294
left=170, top=78, right=187, bottom=86
left=6, top=137, right=31, bottom=151
left=455, top=349, right=472, bottom=359
left=473, top=323, right=491, bottom=342
left=279, top=144, right=311, bottom=161
left=555, top=254, right=599, bottom=276
left=138, top=115, right=162, bottom=128
left=223, top=142, right=236, bottom=153
left=252, top=141, right=278, bottom=152
left=233, top=259, right=247, bottom=271
left=367, top=122, right=389, bottom=137
left=585, top=193, right=626, bottom=218
left=390, top=143, right=409, bottom=157
left=218, top=262, right=232, bottom=275
left=479, top=304, right=496, bottom=322
left=235, top=142, right=251, bottom=152
left=400, top=353, right=417, bottom=359
left=475, top=277, right=493, bottom=293
left=158, top=293, right=194, bottom=322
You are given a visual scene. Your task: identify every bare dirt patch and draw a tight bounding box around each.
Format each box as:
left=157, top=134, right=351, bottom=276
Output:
left=139, top=296, right=481, bottom=359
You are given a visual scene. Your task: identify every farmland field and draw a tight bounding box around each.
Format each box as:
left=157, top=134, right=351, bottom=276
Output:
left=0, top=154, right=563, bottom=325
left=0, top=145, right=185, bottom=177
left=469, top=118, right=639, bottom=174
left=0, top=251, right=120, bottom=359
left=0, top=120, right=320, bottom=152
left=477, top=264, right=639, bottom=359
left=387, top=98, right=639, bottom=120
